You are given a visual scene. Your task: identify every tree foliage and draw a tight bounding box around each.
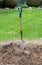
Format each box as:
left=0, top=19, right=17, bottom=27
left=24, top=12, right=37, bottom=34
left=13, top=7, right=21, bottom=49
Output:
left=3, top=0, right=18, bottom=8
left=27, top=0, right=42, bottom=7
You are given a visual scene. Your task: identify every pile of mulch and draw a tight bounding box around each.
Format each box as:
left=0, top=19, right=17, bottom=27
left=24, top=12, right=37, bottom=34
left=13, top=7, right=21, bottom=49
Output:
left=0, top=42, right=42, bottom=65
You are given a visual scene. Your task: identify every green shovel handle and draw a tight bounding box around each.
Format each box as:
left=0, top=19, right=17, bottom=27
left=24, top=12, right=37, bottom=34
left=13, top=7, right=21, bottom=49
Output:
left=18, top=7, right=22, bottom=18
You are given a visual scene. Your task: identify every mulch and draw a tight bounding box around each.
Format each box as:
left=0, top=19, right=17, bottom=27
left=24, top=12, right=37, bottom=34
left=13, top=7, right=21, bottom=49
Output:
left=0, top=42, right=42, bottom=65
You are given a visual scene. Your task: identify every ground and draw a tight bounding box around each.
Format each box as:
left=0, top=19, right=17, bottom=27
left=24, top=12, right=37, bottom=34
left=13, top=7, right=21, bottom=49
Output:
left=0, top=8, right=42, bottom=41
left=0, top=41, right=42, bottom=65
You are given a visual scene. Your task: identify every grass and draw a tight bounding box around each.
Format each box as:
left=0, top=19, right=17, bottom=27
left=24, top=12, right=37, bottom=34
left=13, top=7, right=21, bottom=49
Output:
left=0, top=8, right=42, bottom=41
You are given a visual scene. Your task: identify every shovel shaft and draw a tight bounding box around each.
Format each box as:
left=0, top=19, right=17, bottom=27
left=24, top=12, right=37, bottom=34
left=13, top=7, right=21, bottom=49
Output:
left=20, top=17, right=23, bottom=40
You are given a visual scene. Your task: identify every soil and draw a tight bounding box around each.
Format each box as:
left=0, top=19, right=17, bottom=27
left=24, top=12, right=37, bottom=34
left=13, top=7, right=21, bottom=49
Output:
left=0, top=40, right=42, bottom=65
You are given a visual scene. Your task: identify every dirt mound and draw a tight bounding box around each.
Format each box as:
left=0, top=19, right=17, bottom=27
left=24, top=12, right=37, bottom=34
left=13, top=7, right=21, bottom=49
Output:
left=0, top=42, right=42, bottom=65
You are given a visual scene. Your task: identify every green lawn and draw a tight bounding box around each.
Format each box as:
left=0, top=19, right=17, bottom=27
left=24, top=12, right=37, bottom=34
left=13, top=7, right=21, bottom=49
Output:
left=0, top=8, right=42, bottom=41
